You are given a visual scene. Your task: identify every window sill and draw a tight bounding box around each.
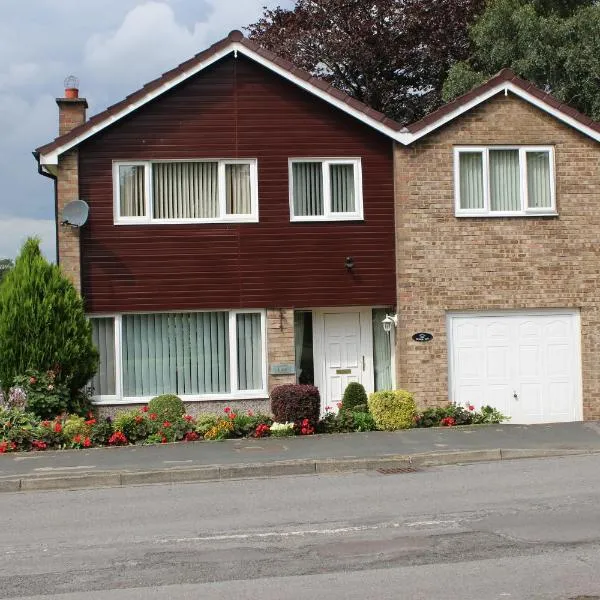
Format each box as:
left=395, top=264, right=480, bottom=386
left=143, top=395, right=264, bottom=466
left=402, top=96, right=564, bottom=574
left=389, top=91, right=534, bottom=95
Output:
left=113, top=217, right=259, bottom=226
left=290, top=215, right=364, bottom=223
left=455, top=211, right=558, bottom=218
left=91, top=393, right=269, bottom=406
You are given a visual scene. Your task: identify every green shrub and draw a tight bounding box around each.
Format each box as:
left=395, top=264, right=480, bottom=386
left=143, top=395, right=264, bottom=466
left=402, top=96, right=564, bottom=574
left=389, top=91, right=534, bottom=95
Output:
left=63, top=415, right=90, bottom=440
left=194, top=414, right=219, bottom=435
left=270, top=384, right=320, bottom=427
left=341, top=382, right=368, bottom=412
left=0, top=238, right=98, bottom=408
left=113, top=409, right=152, bottom=443
left=89, top=418, right=114, bottom=445
left=13, top=370, right=70, bottom=419
left=351, top=411, right=377, bottom=432
left=147, top=394, right=185, bottom=422
left=368, top=390, right=416, bottom=431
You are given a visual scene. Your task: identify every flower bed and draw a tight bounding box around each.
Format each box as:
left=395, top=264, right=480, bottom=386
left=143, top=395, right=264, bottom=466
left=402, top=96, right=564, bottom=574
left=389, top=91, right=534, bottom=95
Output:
left=0, top=400, right=508, bottom=454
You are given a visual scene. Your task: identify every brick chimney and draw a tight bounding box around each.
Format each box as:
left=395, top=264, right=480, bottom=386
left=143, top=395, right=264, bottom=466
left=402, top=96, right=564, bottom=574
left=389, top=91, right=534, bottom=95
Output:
left=56, top=76, right=88, bottom=136
left=55, top=76, right=87, bottom=294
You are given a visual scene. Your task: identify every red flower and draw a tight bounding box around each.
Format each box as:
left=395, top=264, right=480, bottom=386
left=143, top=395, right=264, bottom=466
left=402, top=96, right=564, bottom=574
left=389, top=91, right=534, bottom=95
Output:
left=184, top=415, right=194, bottom=422
left=83, top=437, right=92, bottom=448
left=134, top=415, right=143, bottom=423
left=141, top=405, right=149, bottom=413
left=224, top=407, right=231, bottom=414
left=53, top=422, right=62, bottom=434
left=254, top=423, right=270, bottom=438
left=73, top=434, right=82, bottom=444
left=108, top=431, right=128, bottom=446
left=149, top=413, right=157, bottom=421
left=161, top=436, right=167, bottom=444
left=184, top=431, right=199, bottom=442
left=85, top=418, right=96, bottom=426
left=468, top=405, right=475, bottom=412
left=41, top=420, right=50, bottom=428
left=163, top=421, right=171, bottom=428
left=0, top=441, right=8, bottom=454
left=32, top=440, right=47, bottom=451
left=229, top=413, right=237, bottom=420
left=441, top=417, right=456, bottom=427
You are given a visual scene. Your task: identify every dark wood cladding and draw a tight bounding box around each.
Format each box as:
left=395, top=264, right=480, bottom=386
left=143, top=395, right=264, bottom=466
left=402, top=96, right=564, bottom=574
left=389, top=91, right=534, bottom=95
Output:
left=79, top=55, right=395, bottom=312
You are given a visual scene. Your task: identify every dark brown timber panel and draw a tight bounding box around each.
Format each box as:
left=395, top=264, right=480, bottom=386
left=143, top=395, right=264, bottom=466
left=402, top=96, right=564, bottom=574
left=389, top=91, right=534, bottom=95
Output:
left=79, top=55, right=395, bottom=312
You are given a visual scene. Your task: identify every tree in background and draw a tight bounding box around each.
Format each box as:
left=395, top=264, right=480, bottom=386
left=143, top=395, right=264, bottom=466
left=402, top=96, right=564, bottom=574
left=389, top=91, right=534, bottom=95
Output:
left=0, top=259, right=13, bottom=283
left=247, top=0, right=486, bottom=124
left=443, top=0, right=600, bottom=120
left=0, top=238, right=98, bottom=408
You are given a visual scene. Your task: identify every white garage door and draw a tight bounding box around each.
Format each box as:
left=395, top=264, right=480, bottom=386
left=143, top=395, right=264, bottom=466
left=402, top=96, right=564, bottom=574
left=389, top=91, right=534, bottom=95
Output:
left=448, top=311, right=582, bottom=424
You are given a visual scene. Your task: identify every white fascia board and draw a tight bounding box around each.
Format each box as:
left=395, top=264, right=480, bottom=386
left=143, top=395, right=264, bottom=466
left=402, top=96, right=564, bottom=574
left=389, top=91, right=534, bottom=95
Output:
left=39, top=42, right=404, bottom=166
left=405, top=82, right=600, bottom=144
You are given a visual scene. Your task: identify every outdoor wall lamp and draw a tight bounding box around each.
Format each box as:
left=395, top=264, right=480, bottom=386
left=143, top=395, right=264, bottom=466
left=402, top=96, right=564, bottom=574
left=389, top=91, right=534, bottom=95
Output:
left=382, top=314, right=398, bottom=333
left=344, top=256, right=355, bottom=270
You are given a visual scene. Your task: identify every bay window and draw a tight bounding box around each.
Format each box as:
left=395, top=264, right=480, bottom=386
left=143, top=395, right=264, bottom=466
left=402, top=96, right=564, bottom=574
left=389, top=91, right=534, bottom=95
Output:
left=89, top=310, right=266, bottom=403
left=455, top=147, right=555, bottom=216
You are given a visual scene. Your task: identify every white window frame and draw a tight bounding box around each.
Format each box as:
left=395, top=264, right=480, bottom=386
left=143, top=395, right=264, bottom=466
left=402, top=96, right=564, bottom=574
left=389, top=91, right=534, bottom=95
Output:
left=289, top=158, right=364, bottom=222
left=454, top=146, right=556, bottom=217
left=88, top=309, right=267, bottom=405
left=113, top=159, right=259, bottom=225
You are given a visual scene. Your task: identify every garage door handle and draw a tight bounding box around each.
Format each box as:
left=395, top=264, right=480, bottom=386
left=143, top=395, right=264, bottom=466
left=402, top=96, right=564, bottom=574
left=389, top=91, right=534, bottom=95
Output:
left=513, top=391, right=518, bottom=400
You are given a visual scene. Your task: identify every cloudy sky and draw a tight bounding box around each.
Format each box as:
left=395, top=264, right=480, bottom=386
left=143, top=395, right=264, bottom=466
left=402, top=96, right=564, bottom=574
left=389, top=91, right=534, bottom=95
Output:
left=0, top=0, right=294, bottom=261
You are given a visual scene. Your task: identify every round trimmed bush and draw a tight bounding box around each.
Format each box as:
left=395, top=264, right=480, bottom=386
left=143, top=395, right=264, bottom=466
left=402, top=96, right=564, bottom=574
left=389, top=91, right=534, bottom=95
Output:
left=270, top=384, right=320, bottom=427
left=368, top=390, right=416, bottom=431
left=147, top=394, right=185, bottom=422
left=341, top=382, right=368, bottom=412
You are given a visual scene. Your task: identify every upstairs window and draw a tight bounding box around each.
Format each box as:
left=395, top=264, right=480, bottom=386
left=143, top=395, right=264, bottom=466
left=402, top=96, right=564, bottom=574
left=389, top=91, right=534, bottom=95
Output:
left=454, top=147, right=555, bottom=217
left=289, top=159, right=363, bottom=221
left=114, top=159, right=258, bottom=224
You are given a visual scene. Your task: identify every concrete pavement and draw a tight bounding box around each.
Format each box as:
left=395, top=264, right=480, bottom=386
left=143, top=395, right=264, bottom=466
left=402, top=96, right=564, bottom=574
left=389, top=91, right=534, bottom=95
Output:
left=1, top=421, right=600, bottom=492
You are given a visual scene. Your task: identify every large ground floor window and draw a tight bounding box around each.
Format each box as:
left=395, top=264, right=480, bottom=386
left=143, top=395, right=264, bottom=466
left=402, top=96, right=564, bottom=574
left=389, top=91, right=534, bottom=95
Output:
left=89, top=310, right=266, bottom=403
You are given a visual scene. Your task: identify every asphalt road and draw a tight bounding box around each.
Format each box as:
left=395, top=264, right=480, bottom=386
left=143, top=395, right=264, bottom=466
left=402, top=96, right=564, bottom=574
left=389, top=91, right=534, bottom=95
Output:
left=1, top=454, right=600, bottom=599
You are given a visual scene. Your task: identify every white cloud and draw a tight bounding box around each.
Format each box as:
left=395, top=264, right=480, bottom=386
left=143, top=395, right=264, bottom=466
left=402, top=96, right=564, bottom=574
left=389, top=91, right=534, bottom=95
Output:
left=0, top=217, right=55, bottom=261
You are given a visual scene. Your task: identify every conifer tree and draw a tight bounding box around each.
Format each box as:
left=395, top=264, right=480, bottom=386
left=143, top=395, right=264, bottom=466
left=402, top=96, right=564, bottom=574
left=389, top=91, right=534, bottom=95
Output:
left=0, top=238, right=98, bottom=403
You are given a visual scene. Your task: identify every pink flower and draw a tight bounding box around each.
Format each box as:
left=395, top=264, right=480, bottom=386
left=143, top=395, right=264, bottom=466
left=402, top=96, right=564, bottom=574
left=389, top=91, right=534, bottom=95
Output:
left=468, top=404, right=475, bottom=411
left=224, top=407, right=231, bottom=414
left=325, top=406, right=332, bottom=412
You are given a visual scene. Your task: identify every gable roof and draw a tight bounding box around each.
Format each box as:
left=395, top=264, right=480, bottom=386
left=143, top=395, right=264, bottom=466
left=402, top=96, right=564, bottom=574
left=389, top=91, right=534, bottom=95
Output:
left=35, top=32, right=600, bottom=171
left=403, top=68, right=600, bottom=143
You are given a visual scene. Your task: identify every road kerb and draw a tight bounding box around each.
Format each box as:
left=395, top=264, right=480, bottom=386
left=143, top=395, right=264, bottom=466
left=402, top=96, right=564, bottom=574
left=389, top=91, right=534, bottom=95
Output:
left=4, top=447, right=597, bottom=493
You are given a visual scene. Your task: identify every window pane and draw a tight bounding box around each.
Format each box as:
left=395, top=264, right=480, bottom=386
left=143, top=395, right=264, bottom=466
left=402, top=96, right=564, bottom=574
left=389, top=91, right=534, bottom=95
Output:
left=90, top=318, right=116, bottom=396
left=122, top=312, right=229, bottom=396
left=372, top=309, right=392, bottom=392
left=459, top=152, right=484, bottom=210
left=153, top=162, right=218, bottom=219
left=292, top=162, right=323, bottom=216
left=294, top=311, right=314, bottom=385
left=236, top=313, right=263, bottom=391
left=119, top=165, right=146, bottom=217
left=226, top=164, right=252, bottom=215
left=330, top=164, right=356, bottom=213
left=490, top=150, right=520, bottom=211
left=527, top=151, right=552, bottom=208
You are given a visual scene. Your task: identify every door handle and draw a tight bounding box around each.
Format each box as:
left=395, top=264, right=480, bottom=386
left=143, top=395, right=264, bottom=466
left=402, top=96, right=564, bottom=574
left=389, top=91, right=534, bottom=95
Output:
left=362, top=356, right=365, bottom=371
left=513, top=391, right=518, bottom=400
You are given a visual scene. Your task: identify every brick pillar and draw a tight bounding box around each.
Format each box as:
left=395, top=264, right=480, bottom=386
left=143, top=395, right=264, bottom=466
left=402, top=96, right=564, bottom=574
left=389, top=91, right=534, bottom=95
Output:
left=55, top=87, right=87, bottom=293
left=267, top=308, right=296, bottom=393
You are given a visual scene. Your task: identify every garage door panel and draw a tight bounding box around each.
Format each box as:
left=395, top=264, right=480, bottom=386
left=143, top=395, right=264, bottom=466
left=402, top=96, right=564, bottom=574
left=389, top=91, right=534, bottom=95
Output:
left=518, top=345, right=541, bottom=378
left=450, top=311, right=581, bottom=424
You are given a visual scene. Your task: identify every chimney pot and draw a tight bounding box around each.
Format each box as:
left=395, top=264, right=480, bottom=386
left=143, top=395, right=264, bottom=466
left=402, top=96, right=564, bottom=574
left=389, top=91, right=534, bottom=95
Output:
left=64, top=87, right=79, bottom=99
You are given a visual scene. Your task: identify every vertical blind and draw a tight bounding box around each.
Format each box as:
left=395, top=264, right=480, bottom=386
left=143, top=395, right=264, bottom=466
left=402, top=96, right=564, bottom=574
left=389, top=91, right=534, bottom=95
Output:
left=330, top=164, right=356, bottom=213
left=226, top=164, right=252, bottom=215
left=293, top=162, right=323, bottom=216
left=236, top=313, right=263, bottom=390
left=372, top=308, right=393, bottom=391
left=490, top=150, right=520, bottom=211
left=90, top=318, right=116, bottom=396
left=526, top=151, right=551, bottom=208
left=153, top=162, right=219, bottom=219
left=119, top=165, right=146, bottom=217
left=122, top=312, right=230, bottom=397
left=459, top=152, right=484, bottom=209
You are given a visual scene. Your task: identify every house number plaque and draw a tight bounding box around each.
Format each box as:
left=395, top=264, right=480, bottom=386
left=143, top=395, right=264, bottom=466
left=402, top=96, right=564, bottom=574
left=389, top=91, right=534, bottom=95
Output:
left=412, top=332, right=433, bottom=342
left=270, top=363, right=296, bottom=375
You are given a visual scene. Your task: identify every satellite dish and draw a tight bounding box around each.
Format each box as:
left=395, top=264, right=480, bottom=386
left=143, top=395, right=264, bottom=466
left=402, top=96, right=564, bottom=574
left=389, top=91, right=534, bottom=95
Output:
left=61, top=199, right=89, bottom=227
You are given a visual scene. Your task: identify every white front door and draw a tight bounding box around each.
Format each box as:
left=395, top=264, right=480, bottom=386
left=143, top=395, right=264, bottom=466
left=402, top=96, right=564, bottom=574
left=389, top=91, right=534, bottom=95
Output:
left=448, top=310, right=582, bottom=424
left=314, top=309, right=374, bottom=412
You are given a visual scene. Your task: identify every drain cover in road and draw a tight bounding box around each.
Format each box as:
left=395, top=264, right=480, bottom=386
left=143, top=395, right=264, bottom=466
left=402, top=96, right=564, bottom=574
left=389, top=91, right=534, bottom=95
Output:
left=376, top=467, right=420, bottom=475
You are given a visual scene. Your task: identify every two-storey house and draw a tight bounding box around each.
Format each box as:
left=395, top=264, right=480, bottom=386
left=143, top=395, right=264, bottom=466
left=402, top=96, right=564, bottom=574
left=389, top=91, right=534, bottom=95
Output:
left=34, top=31, right=600, bottom=423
